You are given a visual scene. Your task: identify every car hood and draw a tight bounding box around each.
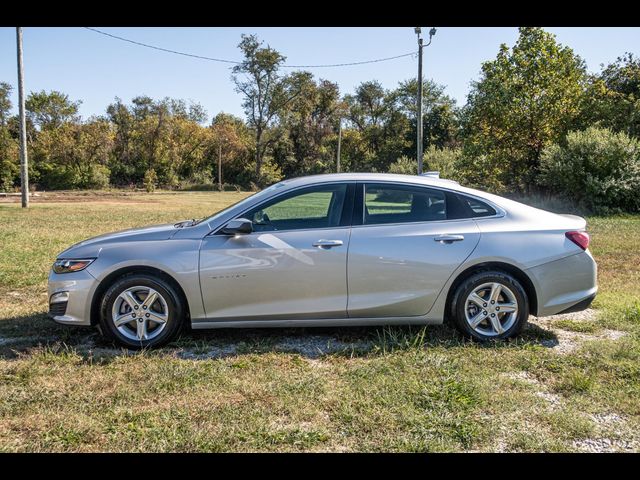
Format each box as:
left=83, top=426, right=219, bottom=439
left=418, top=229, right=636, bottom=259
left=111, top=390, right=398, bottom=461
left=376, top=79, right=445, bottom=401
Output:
left=58, top=223, right=180, bottom=258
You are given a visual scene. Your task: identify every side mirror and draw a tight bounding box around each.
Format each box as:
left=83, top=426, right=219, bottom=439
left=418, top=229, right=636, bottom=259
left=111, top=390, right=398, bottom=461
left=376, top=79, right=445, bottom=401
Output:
left=221, top=218, right=253, bottom=235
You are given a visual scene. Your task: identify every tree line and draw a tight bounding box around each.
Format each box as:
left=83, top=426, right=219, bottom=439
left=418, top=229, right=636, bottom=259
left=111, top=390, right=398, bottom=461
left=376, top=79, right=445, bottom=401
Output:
left=1, top=27, right=639, bottom=212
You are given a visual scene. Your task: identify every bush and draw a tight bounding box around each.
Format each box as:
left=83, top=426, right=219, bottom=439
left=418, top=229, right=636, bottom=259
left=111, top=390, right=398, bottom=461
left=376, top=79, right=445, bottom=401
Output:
left=258, top=159, right=283, bottom=187
left=423, top=146, right=465, bottom=183
left=0, top=158, right=18, bottom=192
left=539, top=127, right=640, bottom=213
left=388, top=156, right=417, bottom=175
left=81, top=164, right=111, bottom=189
left=36, top=164, right=79, bottom=190
left=143, top=168, right=157, bottom=193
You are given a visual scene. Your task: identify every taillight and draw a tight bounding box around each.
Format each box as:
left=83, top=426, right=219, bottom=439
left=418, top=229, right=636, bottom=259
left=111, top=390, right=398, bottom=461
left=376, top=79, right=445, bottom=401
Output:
left=566, top=231, right=590, bottom=250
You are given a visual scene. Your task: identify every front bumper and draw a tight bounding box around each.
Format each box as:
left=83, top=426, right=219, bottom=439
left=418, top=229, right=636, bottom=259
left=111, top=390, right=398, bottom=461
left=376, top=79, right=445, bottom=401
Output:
left=526, top=250, right=598, bottom=317
left=47, top=268, right=98, bottom=326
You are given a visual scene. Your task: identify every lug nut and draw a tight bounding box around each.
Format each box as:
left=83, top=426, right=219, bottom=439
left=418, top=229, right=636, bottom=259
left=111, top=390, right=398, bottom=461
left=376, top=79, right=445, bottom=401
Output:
left=483, top=303, right=487, bottom=307
left=145, top=313, right=150, bottom=318
left=491, top=300, right=495, bottom=304
left=143, top=306, right=147, bottom=310
left=491, top=313, right=496, bottom=317
left=134, top=305, right=138, bottom=310
left=132, top=313, right=136, bottom=318
left=483, top=311, right=487, bottom=315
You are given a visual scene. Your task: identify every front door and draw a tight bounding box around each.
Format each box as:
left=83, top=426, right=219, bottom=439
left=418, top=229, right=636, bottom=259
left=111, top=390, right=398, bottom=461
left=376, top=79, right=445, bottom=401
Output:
left=199, top=182, right=354, bottom=321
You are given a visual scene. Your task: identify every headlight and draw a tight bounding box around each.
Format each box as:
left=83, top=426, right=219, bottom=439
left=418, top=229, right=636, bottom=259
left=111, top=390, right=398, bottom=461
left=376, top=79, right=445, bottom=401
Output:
left=52, top=258, right=95, bottom=274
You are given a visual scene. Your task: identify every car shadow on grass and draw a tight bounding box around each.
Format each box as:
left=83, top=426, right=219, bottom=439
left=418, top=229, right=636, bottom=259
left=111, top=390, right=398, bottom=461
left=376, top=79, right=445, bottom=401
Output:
left=0, top=311, right=559, bottom=362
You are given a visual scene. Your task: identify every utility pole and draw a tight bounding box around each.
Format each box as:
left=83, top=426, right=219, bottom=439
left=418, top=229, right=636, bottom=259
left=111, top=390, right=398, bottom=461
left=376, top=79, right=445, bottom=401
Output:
left=414, top=27, right=436, bottom=175
left=336, top=118, right=342, bottom=173
left=16, top=27, right=29, bottom=208
left=416, top=28, right=424, bottom=174
left=218, top=143, right=223, bottom=191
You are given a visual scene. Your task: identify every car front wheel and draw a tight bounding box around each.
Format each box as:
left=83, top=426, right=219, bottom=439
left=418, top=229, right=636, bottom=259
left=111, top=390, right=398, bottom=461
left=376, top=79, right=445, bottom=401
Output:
left=99, top=273, right=184, bottom=349
left=451, top=270, right=529, bottom=341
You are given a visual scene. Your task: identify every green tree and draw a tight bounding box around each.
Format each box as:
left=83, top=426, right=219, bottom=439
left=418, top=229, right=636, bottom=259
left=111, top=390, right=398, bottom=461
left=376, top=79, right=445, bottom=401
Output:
left=32, top=118, right=113, bottom=189
left=0, top=82, right=12, bottom=126
left=276, top=76, right=343, bottom=177
left=586, top=53, right=640, bottom=138
left=210, top=113, right=251, bottom=189
left=25, top=90, right=81, bottom=130
left=232, top=35, right=305, bottom=184
left=344, top=80, right=411, bottom=172
left=462, top=27, right=588, bottom=192
left=106, top=96, right=211, bottom=187
left=393, top=79, right=460, bottom=153
left=0, top=82, right=19, bottom=191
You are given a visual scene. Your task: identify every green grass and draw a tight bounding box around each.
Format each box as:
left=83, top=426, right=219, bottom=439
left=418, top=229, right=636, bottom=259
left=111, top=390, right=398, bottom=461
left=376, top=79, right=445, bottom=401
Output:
left=0, top=192, right=639, bottom=452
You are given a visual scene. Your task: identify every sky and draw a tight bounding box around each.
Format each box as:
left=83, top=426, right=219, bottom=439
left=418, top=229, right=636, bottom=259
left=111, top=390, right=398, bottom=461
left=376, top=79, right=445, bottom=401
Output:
left=1, top=27, right=639, bottom=123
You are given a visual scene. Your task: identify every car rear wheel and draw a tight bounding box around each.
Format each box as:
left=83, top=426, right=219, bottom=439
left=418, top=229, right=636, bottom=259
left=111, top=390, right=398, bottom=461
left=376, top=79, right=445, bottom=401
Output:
left=451, top=270, right=529, bottom=341
left=99, top=273, right=184, bottom=349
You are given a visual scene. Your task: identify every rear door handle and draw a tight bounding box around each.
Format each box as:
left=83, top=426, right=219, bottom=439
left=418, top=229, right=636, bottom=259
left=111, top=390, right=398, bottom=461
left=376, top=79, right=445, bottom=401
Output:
left=313, top=239, right=344, bottom=249
left=434, top=234, right=465, bottom=243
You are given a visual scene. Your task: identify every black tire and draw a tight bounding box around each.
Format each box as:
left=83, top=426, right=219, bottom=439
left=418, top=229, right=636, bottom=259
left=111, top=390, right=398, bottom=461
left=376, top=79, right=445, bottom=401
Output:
left=450, top=270, right=529, bottom=341
left=99, top=273, right=185, bottom=349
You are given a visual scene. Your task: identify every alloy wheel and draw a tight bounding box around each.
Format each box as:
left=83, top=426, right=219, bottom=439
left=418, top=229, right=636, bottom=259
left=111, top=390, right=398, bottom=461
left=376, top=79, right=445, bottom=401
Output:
left=111, top=286, right=169, bottom=341
left=464, top=282, right=519, bottom=336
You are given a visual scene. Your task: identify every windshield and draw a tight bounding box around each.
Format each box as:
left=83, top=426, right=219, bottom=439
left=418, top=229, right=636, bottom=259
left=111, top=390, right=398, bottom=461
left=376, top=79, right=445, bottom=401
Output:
left=194, top=181, right=292, bottom=226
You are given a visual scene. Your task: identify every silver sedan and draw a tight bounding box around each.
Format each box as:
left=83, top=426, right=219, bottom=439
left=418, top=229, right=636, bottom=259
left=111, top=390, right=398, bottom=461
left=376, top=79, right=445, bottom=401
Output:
left=48, top=173, right=597, bottom=348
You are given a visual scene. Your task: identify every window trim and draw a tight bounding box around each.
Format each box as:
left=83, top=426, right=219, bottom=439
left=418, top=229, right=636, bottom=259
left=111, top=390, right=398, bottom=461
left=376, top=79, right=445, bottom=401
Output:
left=354, top=181, right=505, bottom=226
left=211, top=181, right=356, bottom=236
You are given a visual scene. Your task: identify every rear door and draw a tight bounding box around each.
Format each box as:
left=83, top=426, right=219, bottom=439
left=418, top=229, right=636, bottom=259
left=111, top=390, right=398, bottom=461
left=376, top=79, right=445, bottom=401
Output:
left=347, top=182, right=481, bottom=318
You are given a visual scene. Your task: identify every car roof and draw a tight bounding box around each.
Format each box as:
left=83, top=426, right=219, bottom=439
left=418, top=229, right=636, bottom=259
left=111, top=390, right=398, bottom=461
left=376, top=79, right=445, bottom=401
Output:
left=279, top=173, right=462, bottom=190
left=275, top=173, right=545, bottom=218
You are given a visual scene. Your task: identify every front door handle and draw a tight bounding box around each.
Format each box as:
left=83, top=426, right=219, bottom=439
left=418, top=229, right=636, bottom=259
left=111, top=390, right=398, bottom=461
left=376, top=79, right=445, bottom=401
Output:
left=313, top=239, right=344, bottom=249
left=434, top=234, right=465, bottom=244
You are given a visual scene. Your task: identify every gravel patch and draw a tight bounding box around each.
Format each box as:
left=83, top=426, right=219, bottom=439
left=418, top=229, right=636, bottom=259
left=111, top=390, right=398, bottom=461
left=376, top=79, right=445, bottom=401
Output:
left=528, top=309, right=627, bottom=355
left=177, top=334, right=372, bottom=360
left=602, top=329, right=628, bottom=341
left=272, top=334, right=372, bottom=358
left=503, top=371, right=562, bottom=409
left=178, top=343, right=239, bottom=360
left=572, top=437, right=639, bottom=452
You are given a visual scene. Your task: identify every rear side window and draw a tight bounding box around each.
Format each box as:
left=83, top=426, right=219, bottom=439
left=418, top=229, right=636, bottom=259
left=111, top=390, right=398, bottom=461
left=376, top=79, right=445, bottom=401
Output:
left=363, top=183, right=446, bottom=225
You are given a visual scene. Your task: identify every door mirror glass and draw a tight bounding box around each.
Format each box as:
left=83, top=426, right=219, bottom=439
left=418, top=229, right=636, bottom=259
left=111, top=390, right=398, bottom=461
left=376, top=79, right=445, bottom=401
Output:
left=221, top=218, right=253, bottom=235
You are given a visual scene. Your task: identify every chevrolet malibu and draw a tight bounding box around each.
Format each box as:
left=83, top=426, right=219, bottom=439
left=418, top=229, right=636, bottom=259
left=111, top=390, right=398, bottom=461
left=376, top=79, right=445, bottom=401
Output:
left=48, top=173, right=597, bottom=348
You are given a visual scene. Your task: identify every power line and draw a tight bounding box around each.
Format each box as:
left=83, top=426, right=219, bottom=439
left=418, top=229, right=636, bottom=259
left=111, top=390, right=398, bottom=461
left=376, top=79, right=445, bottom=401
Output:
left=85, top=27, right=240, bottom=64
left=84, top=27, right=417, bottom=68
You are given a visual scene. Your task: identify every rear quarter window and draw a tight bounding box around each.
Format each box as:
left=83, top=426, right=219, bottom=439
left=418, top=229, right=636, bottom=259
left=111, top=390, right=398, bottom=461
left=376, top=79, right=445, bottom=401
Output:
left=459, top=194, right=497, bottom=217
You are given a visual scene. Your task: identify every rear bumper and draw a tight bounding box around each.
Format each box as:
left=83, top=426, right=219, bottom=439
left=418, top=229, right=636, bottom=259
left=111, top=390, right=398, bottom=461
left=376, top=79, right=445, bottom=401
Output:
left=556, top=292, right=596, bottom=315
left=527, top=250, right=597, bottom=317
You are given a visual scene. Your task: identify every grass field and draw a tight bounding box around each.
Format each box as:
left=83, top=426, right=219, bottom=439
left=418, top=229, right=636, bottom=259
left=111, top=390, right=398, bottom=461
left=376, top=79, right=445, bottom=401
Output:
left=0, top=191, right=639, bottom=452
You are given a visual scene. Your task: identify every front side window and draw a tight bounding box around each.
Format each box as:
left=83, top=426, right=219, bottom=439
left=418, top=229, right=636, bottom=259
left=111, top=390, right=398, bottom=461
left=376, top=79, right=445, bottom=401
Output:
left=243, top=184, right=348, bottom=232
left=363, top=183, right=446, bottom=225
